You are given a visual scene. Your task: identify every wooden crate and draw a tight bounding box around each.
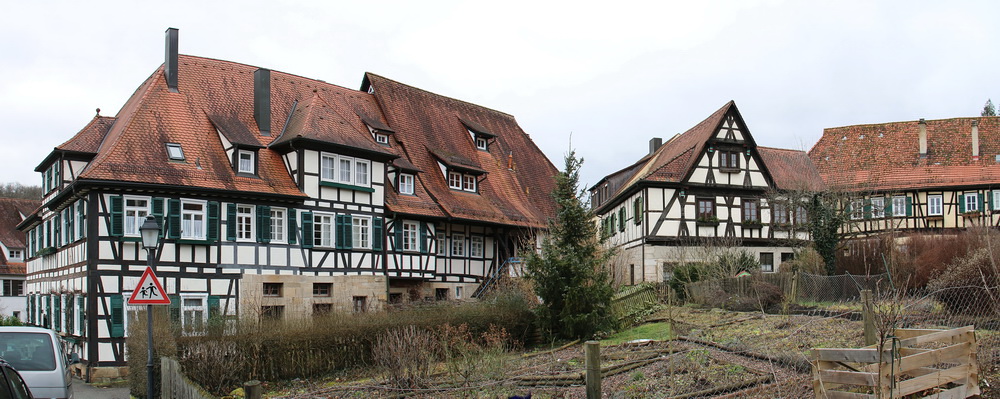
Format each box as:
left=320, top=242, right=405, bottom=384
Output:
left=812, top=325, right=980, bottom=398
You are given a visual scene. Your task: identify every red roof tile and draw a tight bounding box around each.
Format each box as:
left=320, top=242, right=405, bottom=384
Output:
left=56, top=115, right=115, bottom=154
left=809, top=117, right=1000, bottom=191
left=0, top=198, right=37, bottom=250
left=758, top=147, right=826, bottom=191
left=366, top=73, right=558, bottom=228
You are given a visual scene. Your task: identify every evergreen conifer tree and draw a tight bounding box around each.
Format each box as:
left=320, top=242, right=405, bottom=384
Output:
left=983, top=99, right=996, bottom=117
left=525, top=150, right=615, bottom=340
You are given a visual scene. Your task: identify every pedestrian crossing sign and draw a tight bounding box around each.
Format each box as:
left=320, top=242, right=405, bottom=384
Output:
left=128, top=266, right=171, bottom=305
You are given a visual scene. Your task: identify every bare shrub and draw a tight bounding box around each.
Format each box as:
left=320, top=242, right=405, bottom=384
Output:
left=927, top=245, right=1000, bottom=316
left=903, top=234, right=972, bottom=289
left=372, top=326, right=438, bottom=389
left=779, top=247, right=825, bottom=274
left=437, top=323, right=514, bottom=386
left=126, top=307, right=177, bottom=398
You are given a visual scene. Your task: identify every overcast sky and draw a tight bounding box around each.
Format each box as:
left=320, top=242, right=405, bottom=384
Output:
left=2, top=1, right=999, bottom=191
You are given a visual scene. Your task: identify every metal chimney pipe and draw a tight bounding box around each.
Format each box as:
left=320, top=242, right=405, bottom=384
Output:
left=164, top=28, right=179, bottom=92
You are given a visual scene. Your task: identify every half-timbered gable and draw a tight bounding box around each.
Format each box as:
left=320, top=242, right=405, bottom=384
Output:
left=592, top=101, right=823, bottom=282
left=18, top=28, right=557, bottom=380
left=809, top=116, right=1000, bottom=237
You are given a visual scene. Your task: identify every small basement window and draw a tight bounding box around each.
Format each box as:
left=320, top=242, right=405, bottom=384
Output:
left=166, top=143, right=185, bottom=161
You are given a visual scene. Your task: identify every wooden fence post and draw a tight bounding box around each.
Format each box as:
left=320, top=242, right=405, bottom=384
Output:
left=585, top=341, right=601, bottom=399
left=861, top=289, right=876, bottom=346
left=244, top=380, right=262, bottom=399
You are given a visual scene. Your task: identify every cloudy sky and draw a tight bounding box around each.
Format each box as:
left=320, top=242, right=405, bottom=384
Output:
left=2, top=0, right=999, bottom=190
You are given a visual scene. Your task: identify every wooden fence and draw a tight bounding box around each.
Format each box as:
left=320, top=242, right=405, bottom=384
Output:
left=811, top=325, right=980, bottom=398
left=610, top=284, right=657, bottom=321
left=161, top=357, right=216, bottom=399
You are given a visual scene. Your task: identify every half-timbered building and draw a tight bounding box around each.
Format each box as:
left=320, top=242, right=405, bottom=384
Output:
left=17, top=28, right=557, bottom=381
left=590, top=101, right=824, bottom=282
left=0, top=198, right=35, bottom=320
left=809, top=117, right=1000, bottom=238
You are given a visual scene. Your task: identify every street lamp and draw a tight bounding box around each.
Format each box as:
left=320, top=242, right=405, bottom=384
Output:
left=138, top=215, right=159, bottom=399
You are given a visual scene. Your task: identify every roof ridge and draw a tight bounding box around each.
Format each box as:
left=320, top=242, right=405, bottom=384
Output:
left=179, top=54, right=361, bottom=94
left=822, top=115, right=999, bottom=132
left=365, top=72, right=516, bottom=119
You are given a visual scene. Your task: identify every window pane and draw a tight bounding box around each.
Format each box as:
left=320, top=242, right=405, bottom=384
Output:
left=355, top=161, right=369, bottom=186
left=339, top=159, right=352, bottom=183
left=321, top=156, right=336, bottom=180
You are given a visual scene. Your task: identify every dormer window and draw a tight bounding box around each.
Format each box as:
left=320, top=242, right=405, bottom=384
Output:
left=399, top=173, right=414, bottom=195
left=237, top=150, right=255, bottom=174
left=448, top=171, right=463, bottom=190
left=463, top=175, right=476, bottom=192
left=166, top=143, right=185, bottom=161
left=375, top=134, right=389, bottom=144
left=475, top=137, right=488, bottom=151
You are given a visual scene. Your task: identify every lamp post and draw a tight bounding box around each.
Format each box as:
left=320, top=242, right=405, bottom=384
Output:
left=139, top=215, right=160, bottom=399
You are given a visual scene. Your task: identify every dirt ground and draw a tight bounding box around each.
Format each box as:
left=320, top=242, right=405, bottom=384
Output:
left=269, top=306, right=996, bottom=398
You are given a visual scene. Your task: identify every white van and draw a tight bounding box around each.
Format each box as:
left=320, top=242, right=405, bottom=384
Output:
left=0, top=327, right=75, bottom=399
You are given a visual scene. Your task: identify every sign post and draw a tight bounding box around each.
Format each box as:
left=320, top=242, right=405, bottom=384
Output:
left=129, top=266, right=169, bottom=399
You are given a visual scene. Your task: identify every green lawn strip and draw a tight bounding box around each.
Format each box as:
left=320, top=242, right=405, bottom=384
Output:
left=601, top=322, right=673, bottom=346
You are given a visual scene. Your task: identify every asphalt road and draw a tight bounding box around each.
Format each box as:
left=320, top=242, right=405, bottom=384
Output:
left=71, top=378, right=130, bottom=399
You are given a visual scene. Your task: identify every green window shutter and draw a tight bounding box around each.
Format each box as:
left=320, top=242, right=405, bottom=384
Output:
left=226, top=203, right=237, bottom=241
left=109, top=295, right=124, bottom=338
left=167, top=198, right=181, bottom=239
left=288, top=210, right=297, bottom=245
left=78, top=296, right=86, bottom=334
left=394, top=219, right=403, bottom=250
left=959, top=196, right=966, bottom=213
left=419, top=222, right=428, bottom=254
left=54, top=296, right=62, bottom=332
left=906, top=197, right=913, bottom=217
left=169, top=295, right=180, bottom=325
left=883, top=198, right=891, bottom=217
left=338, top=215, right=352, bottom=250
left=153, top=198, right=166, bottom=239
left=54, top=214, right=61, bottom=247
left=44, top=295, right=51, bottom=328
left=301, top=212, right=313, bottom=249
left=110, top=195, right=124, bottom=237
left=66, top=209, right=74, bottom=242
left=259, top=205, right=271, bottom=243
left=54, top=163, right=60, bottom=189
left=27, top=294, right=33, bottom=324
left=207, top=202, right=220, bottom=242
left=980, top=193, right=986, bottom=212
left=79, top=202, right=86, bottom=238
left=373, top=217, right=383, bottom=251
left=619, top=208, right=626, bottom=231
left=863, top=203, right=872, bottom=219
left=208, top=295, right=220, bottom=318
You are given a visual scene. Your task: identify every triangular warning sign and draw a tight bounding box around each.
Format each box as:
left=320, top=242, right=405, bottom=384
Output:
left=128, top=266, right=171, bottom=305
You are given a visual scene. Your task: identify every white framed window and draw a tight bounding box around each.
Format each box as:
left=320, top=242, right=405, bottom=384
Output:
left=402, top=222, right=418, bottom=251
left=994, top=190, right=1000, bottom=211
left=321, top=154, right=336, bottom=181
left=475, top=137, right=487, bottom=150
left=124, top=196, right=150, bottom=236
left=76, top=201, right=86, bottom=238
left=8, top=249, right=21, bottom=260
left=470, top=236, right=484, bottom=258
left=436, top=232, right=446, bottom=256
left=871, top=197, right=885, bottom=219
left=181, top=200, right=207, bottom=240
left=321, top=153, right=372, bottom=187
left=314, top=213, right=334, bottom=247
left=352, top=216, right=371, bottom=249
left=928, top=195, right=943, bottom=216
left=849, top=199, right=863, bottom=220
left=451, top=233, right=465, bottom=257
left=375, top=134, right=389, bottom=144
left=399, top=174, right=414, bottom=195
left=237, top=150, right=255, bottom=174
left=166, top=143, right=185, bottom=161
left=270, top=208, right=286, bottom=243
left=355, top=161, right=369, bottom=186
left=181, top=294, right=208, bottom=335
left=236, top=205, right=254, bottom=241
left=892, top=196, right=907, bottom=217
left=463, top=175, right=476, bottom=192
left=448, top=172, right=462, bottom=190
left=965, top=193, right=979, bottom=213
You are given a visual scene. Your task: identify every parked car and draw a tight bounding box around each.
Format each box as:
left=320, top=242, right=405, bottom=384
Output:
left=0, top=327, right=73, bottom=399
left=0, top=357, right=34, bottom=399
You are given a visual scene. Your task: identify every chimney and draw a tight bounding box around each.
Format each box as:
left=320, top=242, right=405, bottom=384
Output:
left=649, top=137, right=663, bottom=155
left=164, top=28, right=179, bottom=92
left=971, top=120, right=980, bottom=161
left=254, top=68, right=271, bottom=136
left=918, top=118, right=927, bottom=158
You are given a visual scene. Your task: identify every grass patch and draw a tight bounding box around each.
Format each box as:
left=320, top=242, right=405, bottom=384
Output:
left=601, top=322, right=673, bottom=345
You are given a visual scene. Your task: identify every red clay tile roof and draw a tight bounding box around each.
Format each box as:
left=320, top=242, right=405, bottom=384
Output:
left=758, top=147, right=826, bottom=191
left=56, top=115, right=115, bottom=154
left=808, top=117, right=1000, bottom=191
left=0, top=264, right=26, bottom=275
left=273, top=92, right=397, bottom=158
left=78, top=55, right=404, bottom=198
left=0, top=198, right=37, bottom=250
left=366, top=73, right=558, bottom=227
